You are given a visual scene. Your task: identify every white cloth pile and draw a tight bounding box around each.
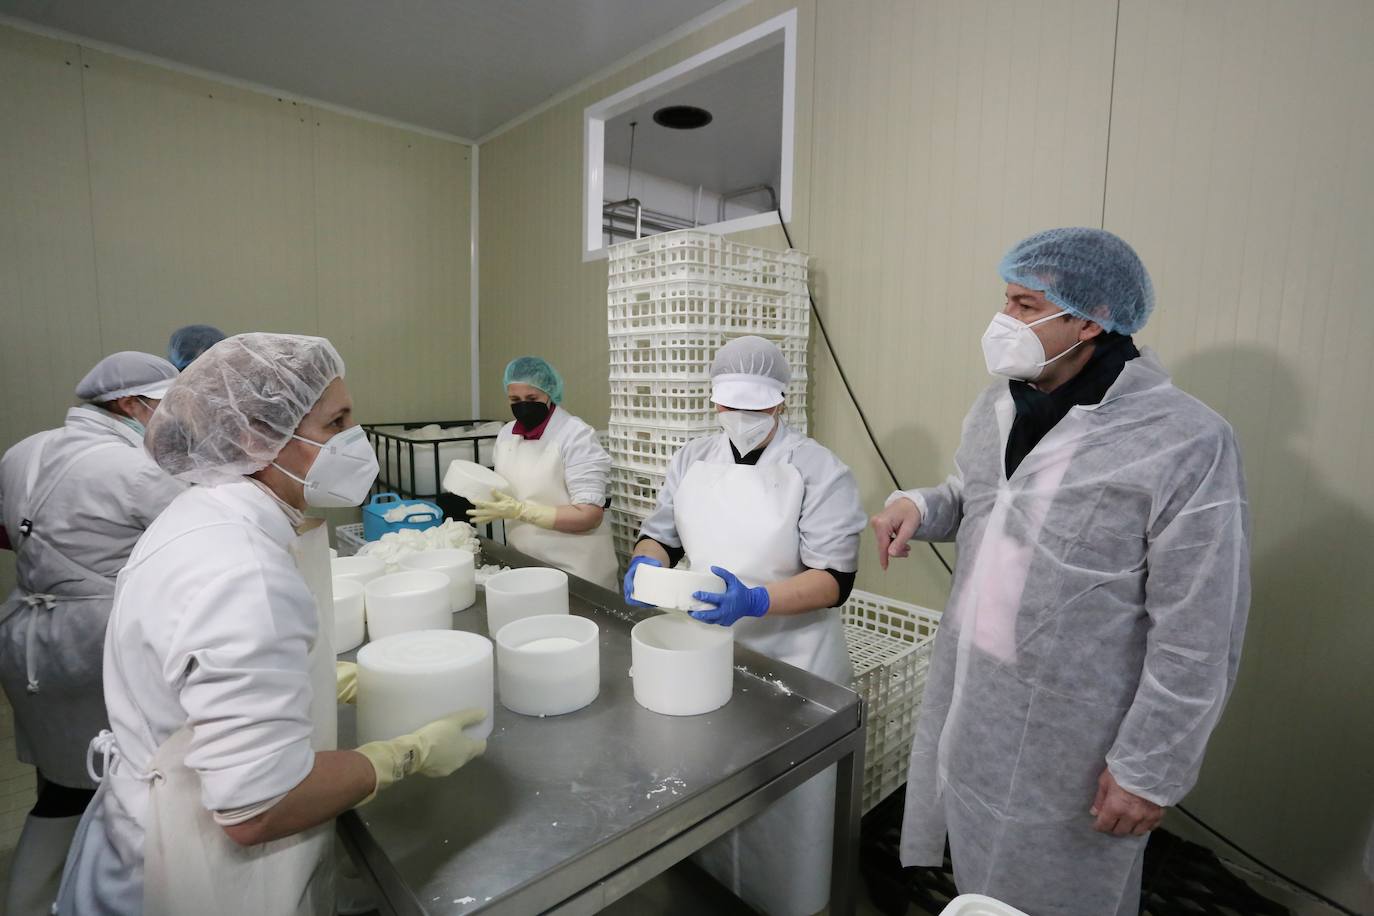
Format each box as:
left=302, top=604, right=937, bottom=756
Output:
left=358, top=519, right=479, bottom=570
left=381, top=502, right=441, bottom=523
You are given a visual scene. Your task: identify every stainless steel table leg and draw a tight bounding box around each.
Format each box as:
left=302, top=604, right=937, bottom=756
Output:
left=829, top=724, right=866, bottom=916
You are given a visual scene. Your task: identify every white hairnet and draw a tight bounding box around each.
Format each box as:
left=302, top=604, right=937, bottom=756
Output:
left=145, top=332, right=345, bottom=485
left=74, top=352, right=179, bottom=403
left=709, top=335, right=791, bottom=410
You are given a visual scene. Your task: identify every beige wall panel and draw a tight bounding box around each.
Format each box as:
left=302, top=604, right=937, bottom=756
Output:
left=802, top=0, right=1117, bottom=608
left=0, top=29, right=102, bottom=445
left=0, top=22, right=474, bottom=851
left=312, top=111, right=472, bottom=424
left=0, top=31, right=102, bottom=823
left=1107, top=2, right=1374, bottom=910
left=80, top=48, right=318, bottom=350
left=478, top=0, right=806, bottom=428
left=480, top=0, right=1114, bottom=608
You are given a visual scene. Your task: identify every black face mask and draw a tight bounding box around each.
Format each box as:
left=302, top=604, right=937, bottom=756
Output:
left=511, top=400, right=551, bottom=429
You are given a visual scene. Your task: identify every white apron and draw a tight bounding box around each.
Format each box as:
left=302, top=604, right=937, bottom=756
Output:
left=0, top=431, right=124, bottom=788
left=57, top=523, right=338, bottom=915
left=494, top=436, right=619, bottom=590
left=675, top=459, right=851, bottom=916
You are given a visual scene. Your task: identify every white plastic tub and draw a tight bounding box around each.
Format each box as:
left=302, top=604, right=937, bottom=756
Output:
left=630, top=614, right=733, bottom=716
left=332, top=577, right=366, bottom=654
left=400, top=548, right=477, bottom=611
left=364, top=570, right=451, bottom=640
left=631, top=565, right=726, bottom=612
left=939, top=895, right=1030, bottom=916
left=484, top=567, right=569, bottom=636
left=331, top=554, right=385, bottom=586
left=495, top=614, right=599, bottom=716
left=356, top=629, right=494, bottom=743
left=442, top=459, right=511, bottom=503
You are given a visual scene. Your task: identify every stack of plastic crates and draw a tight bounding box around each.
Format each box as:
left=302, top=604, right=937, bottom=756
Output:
left=841, top=590, right=942, bottom=813
left=605, top=230, right=811, bottom=565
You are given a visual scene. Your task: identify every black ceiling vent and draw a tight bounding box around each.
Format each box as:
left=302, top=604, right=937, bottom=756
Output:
left=652, top=105, right=713, bottom=130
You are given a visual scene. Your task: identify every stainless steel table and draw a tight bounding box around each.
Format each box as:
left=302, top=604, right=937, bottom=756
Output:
left=337, top=541, right=866, bottom=915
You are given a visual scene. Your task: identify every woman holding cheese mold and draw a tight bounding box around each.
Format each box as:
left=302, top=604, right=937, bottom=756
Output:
left=467, top=355, right=620, bottom=590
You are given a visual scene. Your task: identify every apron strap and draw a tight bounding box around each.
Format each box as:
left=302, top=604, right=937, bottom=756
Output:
left=85, top=729, right=162, bottom=786
left=15, top=435, right=127, bottom=558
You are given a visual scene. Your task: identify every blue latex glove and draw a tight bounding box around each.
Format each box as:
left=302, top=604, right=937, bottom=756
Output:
left=623, top=555, right=661, bottom=607
left=690, top=566, right=770, bottom=626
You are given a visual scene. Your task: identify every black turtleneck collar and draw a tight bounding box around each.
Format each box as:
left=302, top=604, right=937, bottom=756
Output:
left=1004, top=332, right=1139, bottom=477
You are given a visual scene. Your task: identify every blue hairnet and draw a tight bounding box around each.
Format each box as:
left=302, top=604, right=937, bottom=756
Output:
left=998, top=228, right=1155, bottom=334
left=168, top=324, right=226, bottom=370
left=503, top=356, right=564, bottom=404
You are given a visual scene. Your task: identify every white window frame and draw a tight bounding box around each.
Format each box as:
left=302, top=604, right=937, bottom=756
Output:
left=583, top=8, right=798, bottom=261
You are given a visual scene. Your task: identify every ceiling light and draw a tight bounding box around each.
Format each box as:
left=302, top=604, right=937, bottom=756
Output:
left=652, top=105, right=713, bottom=130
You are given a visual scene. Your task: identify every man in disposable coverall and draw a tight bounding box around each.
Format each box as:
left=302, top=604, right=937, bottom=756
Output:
left=871, top=228, right=1250, bottom=915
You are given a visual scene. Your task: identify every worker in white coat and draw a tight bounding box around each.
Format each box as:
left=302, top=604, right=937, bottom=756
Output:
left=467, top=356, right=619, bottom=590
left=0, top=352, right=183, bottom=914
left=624, top=335, right=866, bottom=916
left=871, top=228, right=1250, bottom=915
left=56, top=333, right=487, bottom=916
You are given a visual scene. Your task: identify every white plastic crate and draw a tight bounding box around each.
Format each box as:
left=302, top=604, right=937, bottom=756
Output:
left=608, top=230, right=809, bottom=293
left=608, top=281, right=810, bottom=339
left=335, top=522, right=366, bottom=557
left=608, top=508, right=647, bottom=565
left=607, top=424, right=707, bottom=472
left=609, top=333, right=808, bottom=384
left=608, top=466, right=666, bottom=518
left=609, top=378, right=808, bottom=431
left=841, top=590, right=942, bottom=813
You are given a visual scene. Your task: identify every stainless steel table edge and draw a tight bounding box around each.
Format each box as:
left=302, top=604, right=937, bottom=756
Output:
left=339, top=540, right=868, bottom=916
left=546, top=712, right=868, bottom=916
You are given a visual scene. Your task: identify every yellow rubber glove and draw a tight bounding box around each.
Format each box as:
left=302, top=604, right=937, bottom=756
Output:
left=466, top=491, right=557, bottom=529
left=336, top=661, right=358, bottom=704
left=355, top=708, right=487, bottom=805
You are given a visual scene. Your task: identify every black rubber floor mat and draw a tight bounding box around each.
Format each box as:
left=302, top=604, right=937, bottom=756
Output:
left=1141, top=829, right=1289, bottom=916
left=860, top=787, right=1291, bottom=916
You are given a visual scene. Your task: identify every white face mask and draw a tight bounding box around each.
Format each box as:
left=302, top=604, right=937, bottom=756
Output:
left=272, top=425, right=379, bottom=508
left=718, top=409, right=777, bottom=455
left=981, top=310, right=1085, bottom=381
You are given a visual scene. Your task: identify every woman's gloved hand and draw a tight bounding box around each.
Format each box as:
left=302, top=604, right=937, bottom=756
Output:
left=623, top=555, right=661, bottom=607
left=355, top=708, right=487, bottom=805
left=336, top=661, right=358, bottom=704
left=466, top=491, right=557, bottom=529
left=690, top=566, right=770, bottom=626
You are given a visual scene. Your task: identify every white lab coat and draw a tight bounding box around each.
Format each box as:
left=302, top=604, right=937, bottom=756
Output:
left=896, top=351, right=1249, bottom=915
left=0, top=406, right=183, bottom=788
left=57, top=481, right=323, bottom=914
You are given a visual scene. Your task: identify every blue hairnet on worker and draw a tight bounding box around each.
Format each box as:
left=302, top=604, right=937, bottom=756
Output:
left=872, top=228, right=1249, bottom=914
left=167, top=324, right=226, bottom=371
left=998, top=226, right=1155, bottom=333
left=501, top=355, right=564, bottom=404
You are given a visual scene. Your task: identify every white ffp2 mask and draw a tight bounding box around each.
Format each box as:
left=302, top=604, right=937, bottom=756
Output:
left=981, top=310, right=1084, bottom=381
left=718, top=410, right=776, bottom=455
left=273, top=425, right=379, bottom=508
